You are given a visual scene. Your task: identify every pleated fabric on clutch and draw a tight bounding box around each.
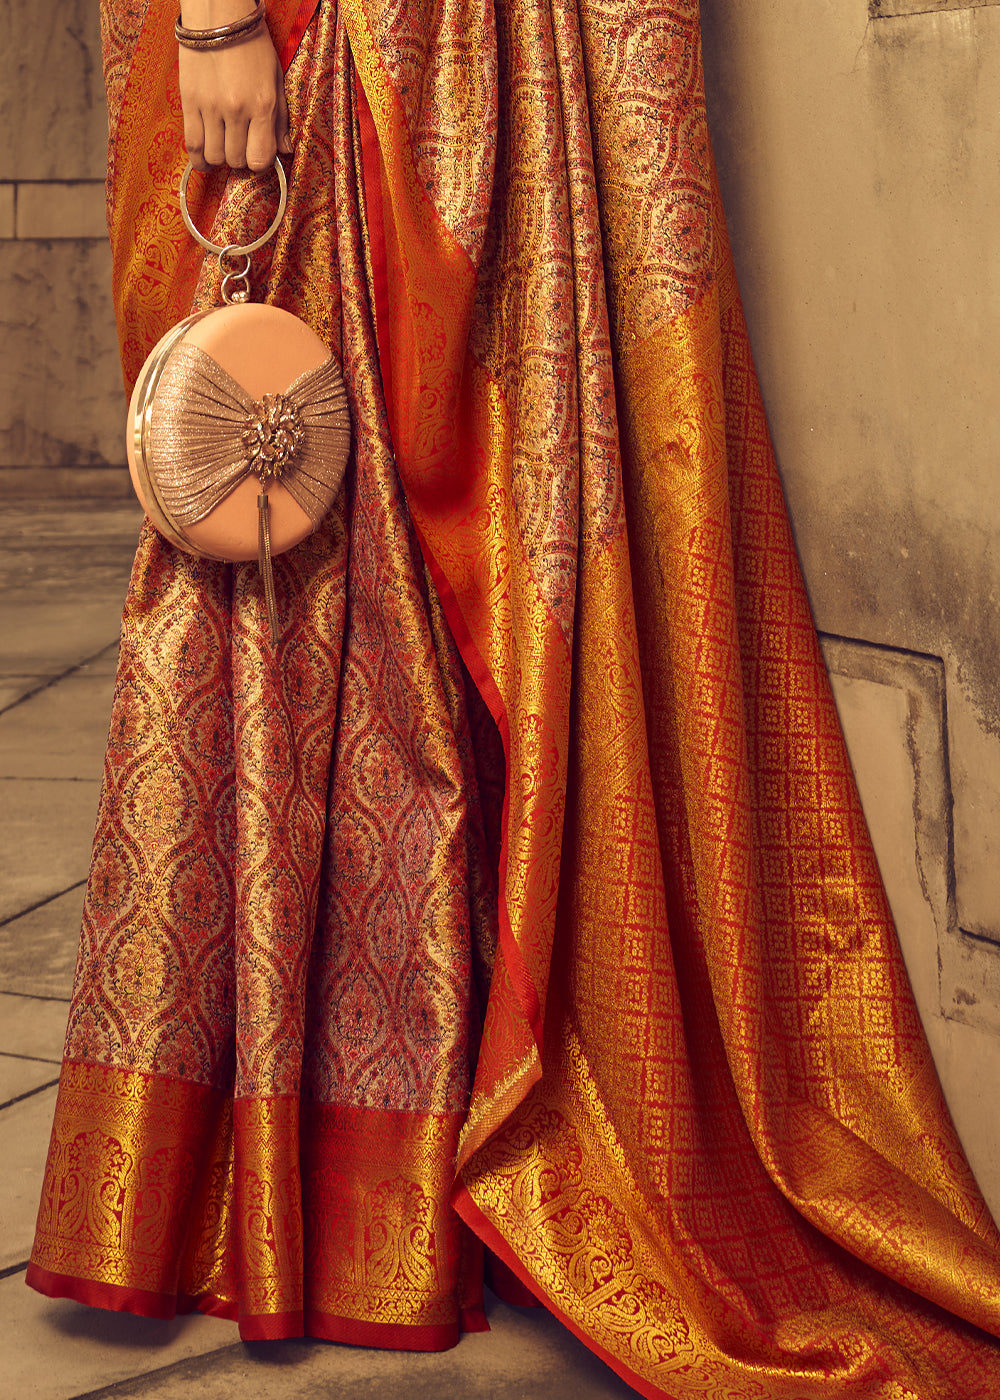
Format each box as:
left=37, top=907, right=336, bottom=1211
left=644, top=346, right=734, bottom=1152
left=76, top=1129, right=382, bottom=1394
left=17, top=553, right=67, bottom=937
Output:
left=150, top=341, right=350, bottom=528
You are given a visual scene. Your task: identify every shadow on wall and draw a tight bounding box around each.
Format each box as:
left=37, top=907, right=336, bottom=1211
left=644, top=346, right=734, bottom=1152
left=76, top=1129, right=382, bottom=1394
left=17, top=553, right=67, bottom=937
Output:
left=823, top=633, right=1000, bottom=1218
left=822, top=634, right=1000, bottom=1026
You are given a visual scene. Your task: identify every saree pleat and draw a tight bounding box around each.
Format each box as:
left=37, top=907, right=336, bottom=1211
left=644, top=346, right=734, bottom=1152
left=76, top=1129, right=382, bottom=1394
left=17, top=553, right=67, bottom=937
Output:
left=31, top=0, right=491, bottom=1348
left=28, top=0, right=1000, bottom=1392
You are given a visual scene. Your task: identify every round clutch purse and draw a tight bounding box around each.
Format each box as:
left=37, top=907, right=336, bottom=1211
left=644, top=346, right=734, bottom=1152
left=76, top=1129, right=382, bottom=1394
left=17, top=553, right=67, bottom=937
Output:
left=127, top=160, right=351, bottom=641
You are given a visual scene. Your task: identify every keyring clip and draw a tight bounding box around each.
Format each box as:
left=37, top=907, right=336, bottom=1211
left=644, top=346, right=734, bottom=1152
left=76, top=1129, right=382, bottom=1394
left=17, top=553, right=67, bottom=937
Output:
left=178, top=157, right=288, bottom=256
left=218, top=246, right=253, bottom=304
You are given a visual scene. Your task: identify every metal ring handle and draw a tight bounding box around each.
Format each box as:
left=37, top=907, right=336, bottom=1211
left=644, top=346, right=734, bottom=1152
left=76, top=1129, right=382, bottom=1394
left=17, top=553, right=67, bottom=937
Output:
left=178, top=157, right=288, bottom=256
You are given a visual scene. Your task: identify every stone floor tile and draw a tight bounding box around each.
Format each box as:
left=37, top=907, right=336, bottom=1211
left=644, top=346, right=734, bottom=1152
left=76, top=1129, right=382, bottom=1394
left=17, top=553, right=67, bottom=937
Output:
left=0, top=884, right=85, bottom=999
left=0, top=502, right=141, bottom=552
left=0, top=677, right=50, bottom=711
left=0, top=505, right=140, bottom=603
left=0, top=670, right=115, bottom=780
left=0, top=778, right=100, bottom=921
left=0, top=607, right=122, bottom=684
left=63, top=1299, right=640, bottom=1400
left=0, top=1273, right=240, bottom=1400
left=0, top=993, right=69, bottom=1061
left=1, top=1085, right=60, bottom=1269
left=81, top=646, right=121, bottom=678
left=0, top=1053, right=61, bottom=1106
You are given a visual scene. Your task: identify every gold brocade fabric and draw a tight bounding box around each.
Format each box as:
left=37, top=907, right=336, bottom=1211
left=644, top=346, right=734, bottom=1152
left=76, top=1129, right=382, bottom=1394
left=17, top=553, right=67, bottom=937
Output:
left=34, top=1062, right=475, bottom=1334
left=28, top=0, right=1000, bottom=1391
left=31, top=0, right=497, bottom=1350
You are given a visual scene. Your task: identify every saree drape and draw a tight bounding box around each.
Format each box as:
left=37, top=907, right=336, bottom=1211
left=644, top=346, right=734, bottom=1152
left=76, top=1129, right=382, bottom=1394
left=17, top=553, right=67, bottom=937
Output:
left=27, top=0, right=1000, bottom=1394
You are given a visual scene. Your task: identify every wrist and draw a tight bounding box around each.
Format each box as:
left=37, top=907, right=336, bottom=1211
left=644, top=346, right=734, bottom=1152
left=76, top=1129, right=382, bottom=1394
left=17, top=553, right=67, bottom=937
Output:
left=179, top=0, right=259, bottom=27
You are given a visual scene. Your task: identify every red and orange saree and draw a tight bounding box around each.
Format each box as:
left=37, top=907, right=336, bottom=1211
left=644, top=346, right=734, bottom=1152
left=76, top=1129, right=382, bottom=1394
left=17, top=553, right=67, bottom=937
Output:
left=27, top=0, right=1000, bottom=1394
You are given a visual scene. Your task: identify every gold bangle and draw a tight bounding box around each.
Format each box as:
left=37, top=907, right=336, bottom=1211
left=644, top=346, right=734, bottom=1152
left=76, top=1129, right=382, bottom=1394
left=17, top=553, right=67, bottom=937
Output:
left=175, top=0, right=264, bottom=38
left=175, top=1, right=266, bottom=49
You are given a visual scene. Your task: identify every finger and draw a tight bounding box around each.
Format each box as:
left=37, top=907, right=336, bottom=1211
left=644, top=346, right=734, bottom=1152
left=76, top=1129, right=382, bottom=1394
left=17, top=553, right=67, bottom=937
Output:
left=202, top=117, right=228, bottom=169
left=245, top=111, right=278, bottom=172
left=184, top=112, right=210, bottom=172
left=276, top=80, right=292, bottom=155
left=224, top=116, right=252, bottom=170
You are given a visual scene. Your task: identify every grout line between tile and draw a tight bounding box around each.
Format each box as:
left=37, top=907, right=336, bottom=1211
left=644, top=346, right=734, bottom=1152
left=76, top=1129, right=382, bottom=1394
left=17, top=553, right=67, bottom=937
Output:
left=0, top=640, right=120, bottom=718
left=66, top=1343, right=250, bottom=1400
left=0, top=1077, right=60, bottom=1113
left=0, top=776, right=97, bottom=783
left=0, top=988, right=72, bottom=1004
left=0, top=1051, right=63, bottom=1065
left=0, top=878, right=88, bottom=929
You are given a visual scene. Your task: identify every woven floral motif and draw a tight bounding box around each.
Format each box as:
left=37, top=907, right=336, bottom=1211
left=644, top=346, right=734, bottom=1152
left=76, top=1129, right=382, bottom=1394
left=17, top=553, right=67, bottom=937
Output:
left=29, top=0, right=1000, bottom=1392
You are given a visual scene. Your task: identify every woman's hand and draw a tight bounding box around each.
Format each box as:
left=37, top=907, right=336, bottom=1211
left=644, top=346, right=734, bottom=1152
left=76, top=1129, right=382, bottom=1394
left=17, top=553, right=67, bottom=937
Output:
left=178, top=1, right=292, bottom=171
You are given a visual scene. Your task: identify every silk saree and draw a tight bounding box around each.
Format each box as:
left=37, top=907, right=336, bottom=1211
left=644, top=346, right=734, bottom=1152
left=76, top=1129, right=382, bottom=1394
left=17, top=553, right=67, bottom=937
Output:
left=27, top=0, right=1000, bottom=1394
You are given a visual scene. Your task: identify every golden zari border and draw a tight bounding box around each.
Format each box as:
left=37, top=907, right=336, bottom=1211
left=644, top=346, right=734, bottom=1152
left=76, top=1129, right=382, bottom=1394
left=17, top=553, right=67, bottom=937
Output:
left=459, top=1023, right=1000, bottom=1400
left=28, top=1064, right=478, bottom=1344
left=300, top=1099, right=472, bottom=1333
left=29, top=1061, right=231, bottom=1308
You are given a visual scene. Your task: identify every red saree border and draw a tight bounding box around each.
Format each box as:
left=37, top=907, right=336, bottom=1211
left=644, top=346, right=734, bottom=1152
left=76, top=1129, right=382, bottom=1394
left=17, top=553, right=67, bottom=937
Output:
left=24, top=1265, right=189, bottom=1323
left=304, top=1312, right=463, bottom=1351
left=277, top=0, right=320, bottom=69
left=30, top=1062, right=480, bottom=1346
left=25, top=1262, right=472, bottom=1350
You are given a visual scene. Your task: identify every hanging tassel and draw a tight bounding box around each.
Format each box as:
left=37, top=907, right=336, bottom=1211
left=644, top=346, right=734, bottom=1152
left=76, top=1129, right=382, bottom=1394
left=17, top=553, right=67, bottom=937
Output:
left=257, top=492, right=280, bottom=645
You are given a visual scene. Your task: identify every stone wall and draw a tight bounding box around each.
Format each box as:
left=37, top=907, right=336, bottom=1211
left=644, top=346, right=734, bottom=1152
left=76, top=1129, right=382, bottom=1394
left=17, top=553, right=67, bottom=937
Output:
left=0, top=0, right=126, bottom=494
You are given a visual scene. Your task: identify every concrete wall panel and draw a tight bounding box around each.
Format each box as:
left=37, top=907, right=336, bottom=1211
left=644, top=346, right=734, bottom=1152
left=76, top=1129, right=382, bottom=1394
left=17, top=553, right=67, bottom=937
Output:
left=0, top=0, right=107, bottom=182
left=0, top=241, right=123, bottom=469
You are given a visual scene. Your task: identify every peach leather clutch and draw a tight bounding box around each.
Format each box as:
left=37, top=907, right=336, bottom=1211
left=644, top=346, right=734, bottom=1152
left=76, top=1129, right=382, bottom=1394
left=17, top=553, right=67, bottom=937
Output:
left=127, top=300, right=351, bottom=639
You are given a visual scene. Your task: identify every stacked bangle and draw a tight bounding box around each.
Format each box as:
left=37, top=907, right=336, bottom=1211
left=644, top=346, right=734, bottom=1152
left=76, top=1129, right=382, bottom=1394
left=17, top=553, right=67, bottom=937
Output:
left=175, top=0, right=266, bottom=49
